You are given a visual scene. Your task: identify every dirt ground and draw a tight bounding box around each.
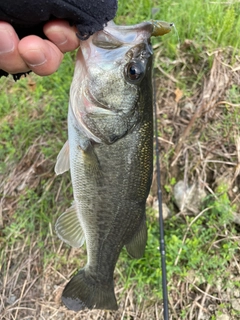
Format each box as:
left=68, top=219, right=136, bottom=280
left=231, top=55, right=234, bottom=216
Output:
left=1, top=43, right=240, bottom=319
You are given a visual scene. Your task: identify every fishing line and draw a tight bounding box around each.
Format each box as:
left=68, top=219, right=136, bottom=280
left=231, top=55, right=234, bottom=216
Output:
left=153, top=52, right=169, bottom=320
left=150, top=6, right=170, bottom=317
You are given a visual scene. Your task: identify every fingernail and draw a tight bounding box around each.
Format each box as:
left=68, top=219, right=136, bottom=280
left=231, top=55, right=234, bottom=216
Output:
left=0, top=30, right=14, bottom=54
left=52, top=33, right=68, bottom=46
left=23, top=50, right=47, bottom=67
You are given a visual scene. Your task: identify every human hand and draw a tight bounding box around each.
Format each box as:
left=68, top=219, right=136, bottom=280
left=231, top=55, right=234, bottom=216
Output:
left=0, top=19, right=80, bottom=76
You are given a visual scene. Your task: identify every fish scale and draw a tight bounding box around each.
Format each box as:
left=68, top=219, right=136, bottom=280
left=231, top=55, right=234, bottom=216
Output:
left=55, top=19, right=172, bottom=311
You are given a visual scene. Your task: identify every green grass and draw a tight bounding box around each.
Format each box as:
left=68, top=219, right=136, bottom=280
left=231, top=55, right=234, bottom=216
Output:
left=116, top=0, right=240, bottom=56
left=0, top=53, right=74, bottom=171
left=1, top=1, right=240, bottom=319
left=116, top=194, right=237, bottom=302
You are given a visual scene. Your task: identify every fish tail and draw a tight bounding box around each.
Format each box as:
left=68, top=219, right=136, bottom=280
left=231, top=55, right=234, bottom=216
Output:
left=62, top=269, right=118, bottom=311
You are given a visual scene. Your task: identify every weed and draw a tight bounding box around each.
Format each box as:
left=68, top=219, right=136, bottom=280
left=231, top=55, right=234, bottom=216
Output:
left=116, top=0, right=240, bottom=58
left=1, top=1, right=240, bottom=319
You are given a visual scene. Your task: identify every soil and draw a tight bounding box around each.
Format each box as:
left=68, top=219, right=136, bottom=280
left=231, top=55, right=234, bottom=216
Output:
left=0, top=43, right=240, bottom=319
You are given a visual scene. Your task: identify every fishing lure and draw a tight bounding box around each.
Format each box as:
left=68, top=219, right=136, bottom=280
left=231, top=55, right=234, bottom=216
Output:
left=150, top=20, right=173, bottom=37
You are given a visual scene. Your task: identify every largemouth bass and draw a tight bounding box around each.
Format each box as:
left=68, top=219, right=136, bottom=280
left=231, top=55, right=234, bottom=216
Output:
left=55, top=20, right=172, bottom=311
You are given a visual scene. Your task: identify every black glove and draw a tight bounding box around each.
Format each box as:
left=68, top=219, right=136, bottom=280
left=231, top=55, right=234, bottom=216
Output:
left=0, top=0, right=118, bottom=79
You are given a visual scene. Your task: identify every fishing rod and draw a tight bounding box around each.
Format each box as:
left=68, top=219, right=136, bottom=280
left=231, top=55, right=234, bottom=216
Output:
left=150, top=5, right=170, bottom=317
left=153, top=73, right=169, bottom=319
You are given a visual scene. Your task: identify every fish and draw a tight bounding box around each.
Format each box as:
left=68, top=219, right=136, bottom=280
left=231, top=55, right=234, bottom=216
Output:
left=54, top=20, right=172, bottom=311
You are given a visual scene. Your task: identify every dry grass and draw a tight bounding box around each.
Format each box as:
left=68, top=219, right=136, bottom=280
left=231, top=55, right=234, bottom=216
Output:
left=154, top=44, right=240, bottom=209
left=1, top=43, right=240, bottom=319
left=1, top=239, right=163, bottom=319
left=152, top=44, right=240, bottom=319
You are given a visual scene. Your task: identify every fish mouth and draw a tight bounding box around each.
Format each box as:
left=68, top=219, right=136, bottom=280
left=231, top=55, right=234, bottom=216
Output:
left=99, top=20, right=173, bottom=44
left=92, top=21, right=153, bottom=48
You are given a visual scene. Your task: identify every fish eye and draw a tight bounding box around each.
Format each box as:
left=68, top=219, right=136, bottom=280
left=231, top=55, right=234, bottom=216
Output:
left=126, top=62, right=145, bottom=82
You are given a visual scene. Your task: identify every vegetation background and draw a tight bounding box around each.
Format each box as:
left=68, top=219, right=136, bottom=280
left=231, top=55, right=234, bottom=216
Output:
left=0, top=0, right=240, bottom=319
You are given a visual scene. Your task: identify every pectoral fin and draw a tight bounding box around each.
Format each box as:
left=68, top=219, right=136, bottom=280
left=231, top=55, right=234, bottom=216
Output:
left=81, top=142, right=103, bottom=181
left=55, top=202, right=85, bottom=248
left=125, top=218, right=147, bottom=259
left=55, top=140, right=70, bottom=175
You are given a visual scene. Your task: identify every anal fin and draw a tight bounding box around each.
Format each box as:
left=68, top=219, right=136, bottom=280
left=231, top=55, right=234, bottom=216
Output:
left=55, top=202, right=85, bottom=248
left=125, top=217, right=147, bottom=259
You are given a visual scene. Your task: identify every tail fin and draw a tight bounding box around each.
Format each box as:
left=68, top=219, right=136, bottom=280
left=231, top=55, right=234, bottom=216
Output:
left=62, top=269, right=118, bottom=311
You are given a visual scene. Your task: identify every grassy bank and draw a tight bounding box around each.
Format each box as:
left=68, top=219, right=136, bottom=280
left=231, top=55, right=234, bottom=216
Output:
left=1, top=1, right=240, bottom=319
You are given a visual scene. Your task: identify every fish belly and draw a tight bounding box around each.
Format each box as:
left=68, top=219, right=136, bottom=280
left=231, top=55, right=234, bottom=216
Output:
left=62, top=113, right=151, bottom=311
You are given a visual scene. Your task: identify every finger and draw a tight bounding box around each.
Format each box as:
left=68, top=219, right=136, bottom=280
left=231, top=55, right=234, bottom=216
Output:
left=18, top=35, right=64, bottom=76
left=0, top=21, right=29, bottom=73
left=43, top=19, right=80, bottom=53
